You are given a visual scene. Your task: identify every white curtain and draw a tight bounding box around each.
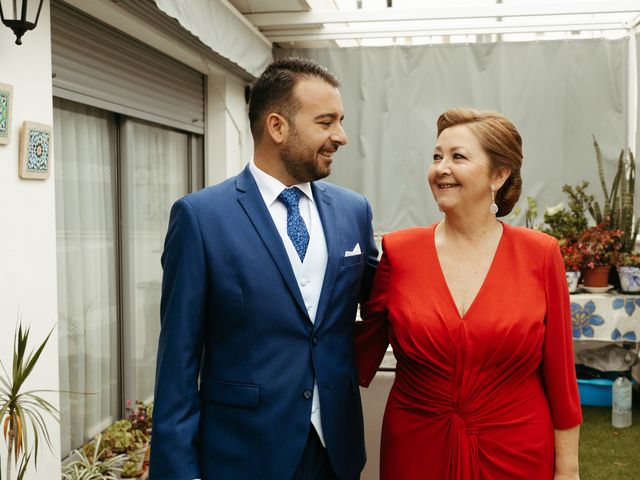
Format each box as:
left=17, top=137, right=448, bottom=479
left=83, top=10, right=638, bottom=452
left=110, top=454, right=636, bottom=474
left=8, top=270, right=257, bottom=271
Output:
left=121, top=118, right=189, bottom=403
left=54, top=98, right=119, bottom=457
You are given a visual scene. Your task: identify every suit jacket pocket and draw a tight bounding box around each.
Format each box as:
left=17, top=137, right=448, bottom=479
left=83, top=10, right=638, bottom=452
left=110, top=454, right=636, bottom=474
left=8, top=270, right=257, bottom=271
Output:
left=201, top=378, right=260, bottom=409
left=342, top=254, right=363, bottom=267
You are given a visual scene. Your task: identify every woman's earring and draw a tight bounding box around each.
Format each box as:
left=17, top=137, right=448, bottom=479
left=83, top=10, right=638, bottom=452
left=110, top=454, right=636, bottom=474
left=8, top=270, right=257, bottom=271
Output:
left=489, top=184, right=499, bottom=214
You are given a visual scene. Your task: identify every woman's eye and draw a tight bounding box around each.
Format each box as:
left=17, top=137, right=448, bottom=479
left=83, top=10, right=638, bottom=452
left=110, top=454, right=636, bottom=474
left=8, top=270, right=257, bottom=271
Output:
left=453, top=153, right=466, bottom=159
left=433, top=154, right=442, bottom=162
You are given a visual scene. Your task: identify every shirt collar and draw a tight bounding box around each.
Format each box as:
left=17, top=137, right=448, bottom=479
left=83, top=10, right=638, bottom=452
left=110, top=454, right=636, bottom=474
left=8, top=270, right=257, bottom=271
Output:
left=249, top=158, right=314, bottom=206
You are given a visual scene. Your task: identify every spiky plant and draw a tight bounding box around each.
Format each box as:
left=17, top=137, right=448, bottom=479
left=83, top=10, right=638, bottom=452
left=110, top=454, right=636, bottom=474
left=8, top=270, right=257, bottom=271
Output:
left=592, top=136, right=639, bottom=252
left=0, top=321, right=58, bottom=480
left=61, top=434, right=126, bottom=480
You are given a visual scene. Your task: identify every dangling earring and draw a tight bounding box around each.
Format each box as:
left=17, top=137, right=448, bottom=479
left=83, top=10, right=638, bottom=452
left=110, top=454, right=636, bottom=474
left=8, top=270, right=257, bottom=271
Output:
left=489, top=184, right=499, bottom=214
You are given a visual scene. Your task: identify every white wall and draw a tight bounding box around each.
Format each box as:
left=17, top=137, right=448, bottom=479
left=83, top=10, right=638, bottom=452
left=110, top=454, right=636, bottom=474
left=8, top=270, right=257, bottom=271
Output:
left=206, top=64, right=254, bottom=185
left=0, top=1, right=62, bottom=478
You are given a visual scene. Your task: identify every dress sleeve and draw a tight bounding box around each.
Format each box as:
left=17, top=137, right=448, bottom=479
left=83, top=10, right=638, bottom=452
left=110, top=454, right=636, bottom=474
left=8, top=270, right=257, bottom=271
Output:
left=355, top=237, right=391, bottom=387
left=540, top=238, right=583, bottom=429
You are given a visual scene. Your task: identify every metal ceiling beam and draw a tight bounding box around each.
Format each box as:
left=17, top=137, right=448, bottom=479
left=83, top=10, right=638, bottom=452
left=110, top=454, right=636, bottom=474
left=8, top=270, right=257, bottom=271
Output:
left=266, top=17, right=629, bottom=37
left=268, top=23, right=626, bottom=42
left=245, top=1, right=640, bottom=27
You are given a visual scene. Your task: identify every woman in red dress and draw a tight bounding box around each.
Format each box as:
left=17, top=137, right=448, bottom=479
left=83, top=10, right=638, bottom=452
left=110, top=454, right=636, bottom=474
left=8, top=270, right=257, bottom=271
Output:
left=356, top=108, right=582, bottom=479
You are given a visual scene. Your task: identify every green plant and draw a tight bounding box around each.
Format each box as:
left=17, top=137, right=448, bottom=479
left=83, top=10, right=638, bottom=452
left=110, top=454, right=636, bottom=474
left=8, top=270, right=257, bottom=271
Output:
left=524, top=196, right=539, bottom=229
left=541, top=182, right=592, bottom=242
left=592, top=137, right=638, bottom=252
left=510, top=196, right=540, bottom=229
left=0, top=321, right=58, bottom=480
left=612, top=251, right=640, bottom=267
left=126, top=399, right=153, bottom=441
left=575, top=223, right=623, bottom=269
left=121, top=452, right=142, bottom=478
left=61, top=434, right=125, bottom=480
left=101, top=419, right=134, bottom=455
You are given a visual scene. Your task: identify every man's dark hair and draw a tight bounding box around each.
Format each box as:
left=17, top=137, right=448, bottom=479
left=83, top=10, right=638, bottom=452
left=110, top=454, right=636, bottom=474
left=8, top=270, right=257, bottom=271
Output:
left=248, top=57, right=340, bottom=142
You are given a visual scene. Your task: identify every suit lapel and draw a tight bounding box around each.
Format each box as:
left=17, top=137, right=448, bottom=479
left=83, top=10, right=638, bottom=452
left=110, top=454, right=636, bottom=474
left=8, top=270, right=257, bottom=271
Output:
left=313, top=182, right=340, bottom=329
left=236, top=166, right=309, bottom=318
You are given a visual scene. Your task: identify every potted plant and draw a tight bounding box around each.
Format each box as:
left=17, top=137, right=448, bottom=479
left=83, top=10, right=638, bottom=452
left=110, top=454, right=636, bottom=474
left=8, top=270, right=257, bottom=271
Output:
left=125, top=399, right=153, bottom=476
left=0, top=320, right=58, bottom=480
left=62, top=434, right=126, bottom=480
left=560, top=241, right=582, bottom=293
left=126, top=400, right=152, bottom=443
left=121, top=451, right=144, bottom=479
left=101, top=419, right=135, bottom=457
left=575, top=223, right=623, bottom=288
left=540, top=182, right=591, bottom=242
left=591, top=137, right=638, bottom=253
left=74, top=400, right=154, bottom=478
left=613, top=251, right=640, bottom=292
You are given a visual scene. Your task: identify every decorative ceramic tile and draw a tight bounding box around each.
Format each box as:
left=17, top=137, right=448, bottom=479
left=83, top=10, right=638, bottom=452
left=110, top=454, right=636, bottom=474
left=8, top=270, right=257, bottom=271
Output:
left=0, top=83, right=13, bottom=145
left=19, top=121, right=53, bottom=180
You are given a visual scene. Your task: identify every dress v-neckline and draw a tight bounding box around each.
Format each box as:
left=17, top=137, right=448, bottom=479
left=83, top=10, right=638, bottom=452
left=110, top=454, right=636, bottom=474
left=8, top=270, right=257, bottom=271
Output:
left=430, top=222, right=507, bottom=321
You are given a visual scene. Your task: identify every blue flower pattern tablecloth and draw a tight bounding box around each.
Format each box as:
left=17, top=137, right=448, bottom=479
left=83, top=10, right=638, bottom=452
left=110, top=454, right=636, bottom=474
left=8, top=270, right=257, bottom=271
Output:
left=570, top=293, right=640, bottom=341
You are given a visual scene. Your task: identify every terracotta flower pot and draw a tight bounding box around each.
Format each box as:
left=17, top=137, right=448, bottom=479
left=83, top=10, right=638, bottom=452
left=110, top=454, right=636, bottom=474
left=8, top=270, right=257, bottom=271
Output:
left=582, top=265, right=611, bottom=287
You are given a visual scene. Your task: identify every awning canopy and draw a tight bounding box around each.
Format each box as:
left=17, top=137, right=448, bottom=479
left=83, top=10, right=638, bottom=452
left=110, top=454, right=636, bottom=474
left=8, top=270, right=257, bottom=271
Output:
left=154, top=0, right=273, bottom=78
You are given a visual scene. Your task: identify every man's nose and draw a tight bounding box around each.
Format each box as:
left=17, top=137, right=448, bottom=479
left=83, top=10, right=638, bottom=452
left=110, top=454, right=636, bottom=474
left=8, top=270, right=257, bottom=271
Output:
left=331, top=123, right=347, bottom=146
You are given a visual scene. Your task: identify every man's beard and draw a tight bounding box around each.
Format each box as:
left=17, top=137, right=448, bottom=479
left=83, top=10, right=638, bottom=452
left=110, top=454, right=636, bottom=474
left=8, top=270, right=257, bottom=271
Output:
left=281, top=128, right=332, bottom=183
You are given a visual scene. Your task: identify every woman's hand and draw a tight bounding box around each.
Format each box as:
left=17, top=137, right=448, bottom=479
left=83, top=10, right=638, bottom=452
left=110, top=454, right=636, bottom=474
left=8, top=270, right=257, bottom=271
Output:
left=554, top=472, right=579, bottom=480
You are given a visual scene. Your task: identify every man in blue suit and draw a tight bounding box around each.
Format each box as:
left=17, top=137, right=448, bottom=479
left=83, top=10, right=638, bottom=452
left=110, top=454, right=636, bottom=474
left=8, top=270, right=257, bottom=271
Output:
left=149, top=57, right=378, bottom=480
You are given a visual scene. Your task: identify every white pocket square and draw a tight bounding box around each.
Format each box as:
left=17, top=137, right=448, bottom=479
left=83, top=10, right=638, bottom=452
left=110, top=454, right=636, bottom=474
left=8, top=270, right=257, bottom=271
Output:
left=344, top=243, right=362, bottom=257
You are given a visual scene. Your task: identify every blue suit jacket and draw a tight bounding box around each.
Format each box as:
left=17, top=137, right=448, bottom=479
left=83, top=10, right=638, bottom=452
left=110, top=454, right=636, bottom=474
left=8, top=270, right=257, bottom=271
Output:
left=149, top=165, right=378, bottom=479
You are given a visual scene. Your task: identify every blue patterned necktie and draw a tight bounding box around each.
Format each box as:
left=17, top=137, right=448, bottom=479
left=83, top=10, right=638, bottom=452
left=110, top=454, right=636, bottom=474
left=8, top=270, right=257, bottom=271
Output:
left=278, top=187, right=310, bottom=262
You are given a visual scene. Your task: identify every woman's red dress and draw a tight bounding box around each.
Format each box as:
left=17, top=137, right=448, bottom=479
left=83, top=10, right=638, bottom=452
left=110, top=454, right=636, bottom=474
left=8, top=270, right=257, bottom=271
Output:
left=356, top=223, right=582, bottom=479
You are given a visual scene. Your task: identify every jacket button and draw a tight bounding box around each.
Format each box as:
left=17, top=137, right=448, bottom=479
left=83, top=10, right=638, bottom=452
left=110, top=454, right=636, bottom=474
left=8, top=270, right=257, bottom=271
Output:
left=312, top=336, right=318, bottom=346
left=303, top=390, right=313, bottom=400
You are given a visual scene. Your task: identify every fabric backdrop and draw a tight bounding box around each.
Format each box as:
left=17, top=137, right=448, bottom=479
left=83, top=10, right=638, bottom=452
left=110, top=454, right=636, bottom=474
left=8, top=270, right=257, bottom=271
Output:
left=280, top=36, right=635, bottom=234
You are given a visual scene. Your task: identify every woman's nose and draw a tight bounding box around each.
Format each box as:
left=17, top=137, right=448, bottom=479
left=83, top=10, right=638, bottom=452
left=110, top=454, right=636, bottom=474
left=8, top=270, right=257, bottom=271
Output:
left=434, top=157, right=451, bottom=174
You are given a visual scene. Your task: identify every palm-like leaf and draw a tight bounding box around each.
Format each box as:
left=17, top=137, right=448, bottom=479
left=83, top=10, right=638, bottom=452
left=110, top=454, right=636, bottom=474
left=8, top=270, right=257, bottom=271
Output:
left=0, top=320, right=58, bottom=480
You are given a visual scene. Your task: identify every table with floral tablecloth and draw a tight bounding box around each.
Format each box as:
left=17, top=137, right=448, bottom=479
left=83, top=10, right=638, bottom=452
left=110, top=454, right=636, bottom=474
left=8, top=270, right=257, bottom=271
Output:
left=570, top=292, right=640, bottom=342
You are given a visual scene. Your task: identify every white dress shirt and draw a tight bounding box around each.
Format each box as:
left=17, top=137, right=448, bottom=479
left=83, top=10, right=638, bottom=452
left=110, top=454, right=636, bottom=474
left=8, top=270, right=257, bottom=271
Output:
left=249, top=159, right=329, bottom=445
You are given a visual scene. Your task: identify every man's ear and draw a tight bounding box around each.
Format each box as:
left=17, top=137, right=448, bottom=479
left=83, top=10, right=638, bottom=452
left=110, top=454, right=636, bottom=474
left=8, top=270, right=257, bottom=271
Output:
left=493, top=168, right=511, bottom=190
left=265, top=113, right=289, bottom=145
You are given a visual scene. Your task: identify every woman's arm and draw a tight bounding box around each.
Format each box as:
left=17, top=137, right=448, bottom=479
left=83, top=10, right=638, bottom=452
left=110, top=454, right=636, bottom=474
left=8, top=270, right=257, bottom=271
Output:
left=355, top=242, right=391, bottom=387
left=554, top=425, right=580, bottom=479
left=539, top=238, right=582, bottom=479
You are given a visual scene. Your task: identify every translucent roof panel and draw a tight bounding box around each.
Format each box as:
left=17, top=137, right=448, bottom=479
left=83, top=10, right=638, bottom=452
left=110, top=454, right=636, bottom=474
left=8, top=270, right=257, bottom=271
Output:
left=245, top=0, right=640, bottom=47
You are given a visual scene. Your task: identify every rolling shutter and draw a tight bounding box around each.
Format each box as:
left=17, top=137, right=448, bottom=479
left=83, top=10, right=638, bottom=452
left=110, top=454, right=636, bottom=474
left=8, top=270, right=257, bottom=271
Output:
left=51, top=0, right=205, bottom=134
